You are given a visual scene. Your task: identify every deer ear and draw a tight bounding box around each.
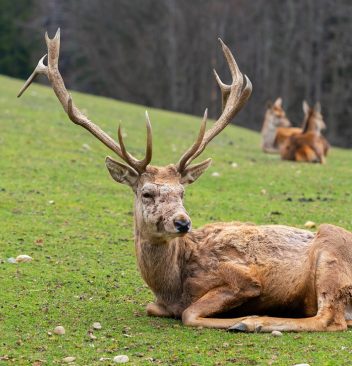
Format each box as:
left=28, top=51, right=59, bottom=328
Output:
left=314, top=102, right=321, bottom=113
left=303, top=100, right=310, bottom=116
left=105, top=156, right=139, bottom=188
left=273, top=97, right=282, bottom=108
left=180, top=158, right=212, bottom=185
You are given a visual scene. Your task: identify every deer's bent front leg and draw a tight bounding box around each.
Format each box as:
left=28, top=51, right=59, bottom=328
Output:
left=182, top=263, right=261, bottom=329
left=147, top=302, right=173, bottom=317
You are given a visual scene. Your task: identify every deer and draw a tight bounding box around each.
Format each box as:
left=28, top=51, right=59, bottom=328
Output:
left=278, top=101, right=330, bottom=163
left=273, top=100, right=308, bottom=149
left=260, top=97, right=298, bottom=153
left=18, top=29, right=352, bottom=332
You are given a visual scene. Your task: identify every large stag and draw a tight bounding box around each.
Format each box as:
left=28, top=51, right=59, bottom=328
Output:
left=19, top=30, right=352, bottom=332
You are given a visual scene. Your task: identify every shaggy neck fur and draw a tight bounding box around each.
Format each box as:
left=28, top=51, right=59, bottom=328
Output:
left=134, top=209, right=186, bottom=306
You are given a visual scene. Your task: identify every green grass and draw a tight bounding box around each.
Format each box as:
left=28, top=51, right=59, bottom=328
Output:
left=1, top=74, right=352, bottom=366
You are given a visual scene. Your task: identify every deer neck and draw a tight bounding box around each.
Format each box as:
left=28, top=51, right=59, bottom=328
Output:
left=304, top=112, right=321, bottom=135
left=133, top=215, right=185, bottom=305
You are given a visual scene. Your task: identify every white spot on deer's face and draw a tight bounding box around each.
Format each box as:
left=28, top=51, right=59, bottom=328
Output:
left=134, top=165, right=191, bottom=239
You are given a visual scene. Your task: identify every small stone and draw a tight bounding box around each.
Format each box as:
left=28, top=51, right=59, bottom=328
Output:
left=223, top=342, right=229, bottom=348
left=7, top=257, right=17, bottom=264
left=53, top=325, right=65, bottom=335
left=32, top=361, right=43, bottom=366
left=231, top=162, right=238, bottom=168
left=82, top=143, right=91, bottom=151
left=88, top=331, right=97, bottom=340
left=99, top=358, right=111, bottom=361
left=271, top=330, right=283, bottom=337
left=15, top=255, right=33, bottom=263
left=92, top=322, right=102, bottom=330
left=211, top=172, right=220, bottom=177
left=304, top=221, right=316, bottom=229
left=48, top=200, right=55, bottom=205
left=261, top=189, right=267, bottom=195
left=62, top=356, right=76, bottom=363
left=113, top=355, right=129, bottom=363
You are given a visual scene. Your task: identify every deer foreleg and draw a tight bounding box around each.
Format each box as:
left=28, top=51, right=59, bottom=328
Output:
left=182, top=263, right=261, bottom=329
left=181, top=286, right=259, bottom=329
left=146, top=302, right=173, bottom=317
left=229, top=308, right=346, bottom=333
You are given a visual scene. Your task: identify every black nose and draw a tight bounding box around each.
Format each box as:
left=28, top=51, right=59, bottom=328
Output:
left=174, top=219, right=191, bottom=233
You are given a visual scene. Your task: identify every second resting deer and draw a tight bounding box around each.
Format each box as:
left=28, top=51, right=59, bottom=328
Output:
left=18, top=30, right=352, bottom=332
left=260, top=97, right=296, bottom=153
left=278, top=101, right=329, bottom=163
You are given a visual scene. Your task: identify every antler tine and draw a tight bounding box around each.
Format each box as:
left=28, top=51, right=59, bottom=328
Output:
left=176, top=109, right=208, bottom=172
left=117, top=111, right=153, bottom=174
left=176, top=40, right=252, bottom=171
left=17, top=54, right=48, bottom=98
left=143, top=111, right=153, bottom=167
left=218, top=38, right=241, bottom=80
left=213, top=68, right=230, bottom=112
left=18, top=29, right=151, bottom=174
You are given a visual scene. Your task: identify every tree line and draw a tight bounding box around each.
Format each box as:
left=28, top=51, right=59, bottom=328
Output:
left=1, top=0, right=351, bottom=147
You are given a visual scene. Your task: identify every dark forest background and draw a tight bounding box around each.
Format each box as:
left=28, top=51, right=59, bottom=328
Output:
left=1, top=0, right=351, bottom=147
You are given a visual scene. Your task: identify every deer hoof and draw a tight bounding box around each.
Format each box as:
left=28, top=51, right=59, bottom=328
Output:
left=228, top=322, right=248, bottom=332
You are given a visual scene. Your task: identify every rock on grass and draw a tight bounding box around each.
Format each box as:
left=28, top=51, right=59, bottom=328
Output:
left=62, top=356, right=76, bottom=363
left=53, top=326, right=65, bottom=335
left=304, top=221, right=316, bottom=228
left=16, top=254, right=33, bottom=263
left=113, top=355, right=129, bottom=363
left=92, top=322, right=102, bottom=330
left=271, top=330, right=283, bottom=337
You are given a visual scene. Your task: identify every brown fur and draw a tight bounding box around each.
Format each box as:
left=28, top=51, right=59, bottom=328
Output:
left=279, top=102, right=330, bottom=163
left=261, top=98, right=291, bottom=153
left=274, top=127, right=302, bottom=148
left=130, top=166, right=352, bottom=332
left=19, top=31, right=350, bottom=333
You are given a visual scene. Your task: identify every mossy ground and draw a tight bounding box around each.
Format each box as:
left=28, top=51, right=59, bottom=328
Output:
left=1, top=75, right=352, bottom=365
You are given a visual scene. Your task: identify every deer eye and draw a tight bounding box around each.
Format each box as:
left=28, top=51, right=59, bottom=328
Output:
left=142, top=192, right=153, bottom=199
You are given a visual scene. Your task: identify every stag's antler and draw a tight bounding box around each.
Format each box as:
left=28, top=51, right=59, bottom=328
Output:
left=17, top=29, right=152, bottom=174
left=176, top=39, right=252, bottom=172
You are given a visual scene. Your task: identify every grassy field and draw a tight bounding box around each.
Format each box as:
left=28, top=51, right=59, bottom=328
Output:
left=1, top=74, right=352, bottom=366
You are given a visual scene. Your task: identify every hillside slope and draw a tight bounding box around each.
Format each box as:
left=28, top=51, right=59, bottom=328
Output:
left=1, top=75, right=352, bottom=365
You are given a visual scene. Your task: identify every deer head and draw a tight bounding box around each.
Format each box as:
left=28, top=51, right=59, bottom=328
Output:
left=18, top=29, right=252, bottom=241
left=266, top=97, right=291, bottom=128
left=302, top=101, right=326, bottom=134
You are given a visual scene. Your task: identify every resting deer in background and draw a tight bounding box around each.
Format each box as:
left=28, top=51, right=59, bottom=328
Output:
left=18, top=30, right=352, bottom=332
left=273, top=100, right=308, bottom=149
left=279, top=101, right=329, bottom=163
left=260, top=98, right=297, bottom=153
